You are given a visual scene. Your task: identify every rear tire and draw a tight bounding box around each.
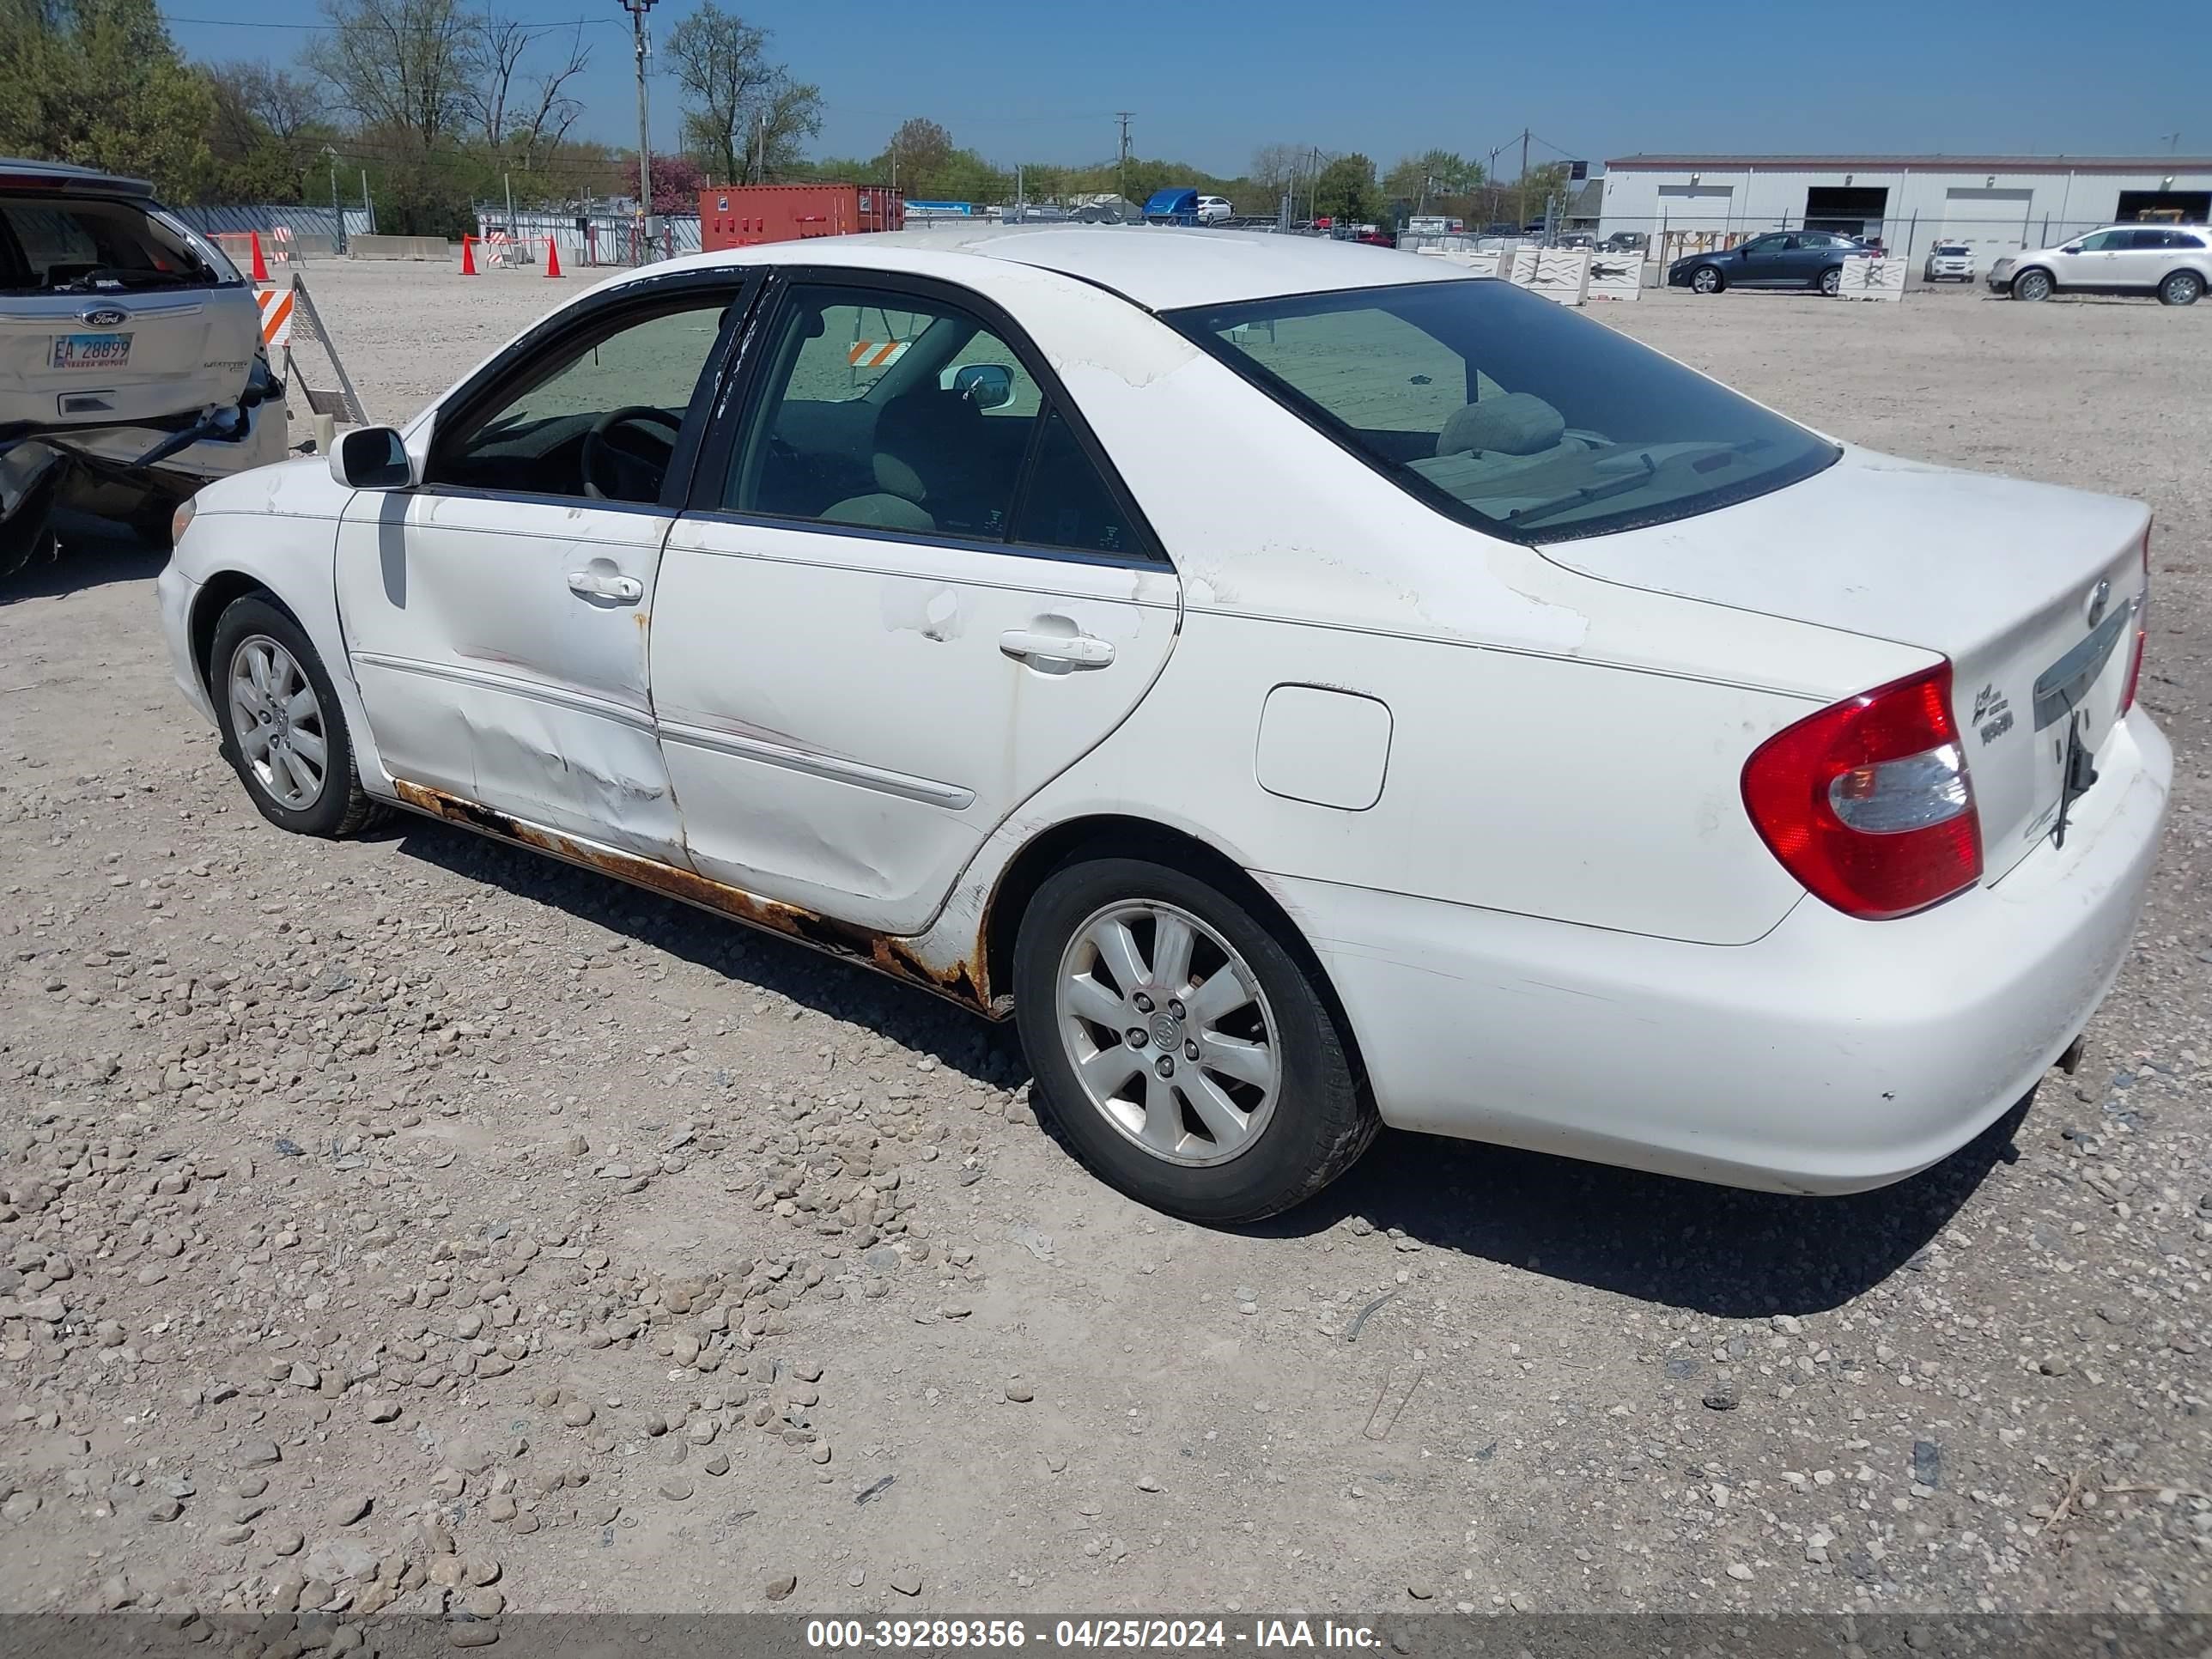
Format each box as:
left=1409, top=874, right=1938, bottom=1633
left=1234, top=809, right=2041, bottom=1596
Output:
left=1818, top=265, right=1843, bottom=297
left=2158, top=269, right=2203, bottom=306
left=1012, top=854, right=1377, bottom=1224
left=2011, top=268, right=2053, bottom=301
left=208, top=594, right=383, bottom=839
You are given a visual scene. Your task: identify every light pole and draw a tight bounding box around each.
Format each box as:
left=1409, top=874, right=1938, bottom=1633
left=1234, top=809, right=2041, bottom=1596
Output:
left=618, top=0, right=658, bottom=263
left=325, top=145, right=341, bottom=252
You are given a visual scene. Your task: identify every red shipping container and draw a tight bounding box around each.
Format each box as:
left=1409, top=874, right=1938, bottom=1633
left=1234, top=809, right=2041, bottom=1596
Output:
left=698, top=184, right=905, bottom=251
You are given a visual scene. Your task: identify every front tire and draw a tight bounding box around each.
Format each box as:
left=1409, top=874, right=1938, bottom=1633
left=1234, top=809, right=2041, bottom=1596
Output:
left=208, top=594, right=381, bottom=838
left=1012, top=854, right=1377, bottom=1224
left=1689, top=265, right=1723, bottom=295
left=2159, top=269, right=2203, bottom=307
left=2011, top=268, right=2053, bottom=301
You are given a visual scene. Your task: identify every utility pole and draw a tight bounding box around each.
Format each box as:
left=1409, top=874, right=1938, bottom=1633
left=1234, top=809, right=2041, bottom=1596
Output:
left=618, top=0, right=658, bottom=262
left=1517, top=127, right=1530, bottom=228
left=755, top=112, right=766, bottom=183
left=325, top=145, right=341, bottom=251
left=360, top=169, right=373, bottom=233
left=503, top=170, right=515, bottom=244
left=1115, top=112, right=1133, bottom=202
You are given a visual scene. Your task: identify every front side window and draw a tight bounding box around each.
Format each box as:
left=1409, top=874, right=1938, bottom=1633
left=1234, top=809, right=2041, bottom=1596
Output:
left=1168, top=279, right=1838, bottom=542
left=429, top=298, right=730, bottom=503
left=2073, top=230, right=2124, bottom=252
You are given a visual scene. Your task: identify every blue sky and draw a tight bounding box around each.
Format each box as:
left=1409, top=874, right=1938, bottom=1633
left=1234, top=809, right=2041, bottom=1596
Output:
left=160, top=0, right=2208, bottom=176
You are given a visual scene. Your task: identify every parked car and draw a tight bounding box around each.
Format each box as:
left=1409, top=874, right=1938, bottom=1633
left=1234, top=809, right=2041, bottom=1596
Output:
left=160, top=230, right=2168, bottom=1224
left=1602, top=231, right=1649, bottom=254
left=1668, top=229, right=1873, bottom=295
left=1195, top=195, right=1231, bottom=226
left=1, top=158, right=285, bottom=562
left=1990, top=225, right=2211, bottom=305
left=1923, top=242, right=1976, bottom=283
left=1554, top=231, right=1596, bottom=250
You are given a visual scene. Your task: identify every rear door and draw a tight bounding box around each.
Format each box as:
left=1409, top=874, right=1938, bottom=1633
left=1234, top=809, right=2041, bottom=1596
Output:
left=652, top=271, right=1182, bottom=936
left=2106, top=228, right=2169, bottom=289
left=0, top=193, right=256, bottom=425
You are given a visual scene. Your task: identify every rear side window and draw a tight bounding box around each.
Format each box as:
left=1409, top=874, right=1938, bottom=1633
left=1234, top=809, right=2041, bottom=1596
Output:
left=0, top=197, right=228, bottom=295
left=1168, top=279, right=1838, bottom=542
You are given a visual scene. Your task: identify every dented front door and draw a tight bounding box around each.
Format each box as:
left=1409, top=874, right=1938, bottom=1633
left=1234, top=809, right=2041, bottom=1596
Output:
left=334, top=490, right=685, bottom=862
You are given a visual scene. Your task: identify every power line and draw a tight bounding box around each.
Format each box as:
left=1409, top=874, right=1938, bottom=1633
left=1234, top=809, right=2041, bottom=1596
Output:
left=160, top=10, right=621, bottom=26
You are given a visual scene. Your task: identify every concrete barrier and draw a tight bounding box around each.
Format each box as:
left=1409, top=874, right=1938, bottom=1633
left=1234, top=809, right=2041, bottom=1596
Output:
left=348, top=234, right=450, bottom=262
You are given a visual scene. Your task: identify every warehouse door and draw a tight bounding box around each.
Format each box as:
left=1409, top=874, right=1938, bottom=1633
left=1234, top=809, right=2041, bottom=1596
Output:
left=2117, top=189, right=2212, bottom=223
left=1939, top=187, right=2034, bottom=261
left=1803, top=185, right=1890, bottom=240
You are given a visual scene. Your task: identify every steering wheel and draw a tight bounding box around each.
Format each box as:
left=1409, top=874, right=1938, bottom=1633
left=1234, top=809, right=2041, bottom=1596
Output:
left=581, top=405, right=683, bottom=502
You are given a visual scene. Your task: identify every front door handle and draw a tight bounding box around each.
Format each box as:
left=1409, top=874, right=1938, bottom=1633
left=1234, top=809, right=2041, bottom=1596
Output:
left=1000, top=628, right=1114, bottom=669
left=568, top=570, right=643, bottom=604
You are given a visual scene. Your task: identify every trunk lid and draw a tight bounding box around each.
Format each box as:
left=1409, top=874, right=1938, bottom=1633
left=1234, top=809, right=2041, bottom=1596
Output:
left=1540, top=446, right=2148, bottom=883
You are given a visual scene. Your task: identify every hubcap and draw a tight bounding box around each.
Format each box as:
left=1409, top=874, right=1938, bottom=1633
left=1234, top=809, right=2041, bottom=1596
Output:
left=1693, top=269, right=1717, bottom=293
left=1054, top=901, right=1280, bottom=1167
left=227, top=635, right=328, bottom=811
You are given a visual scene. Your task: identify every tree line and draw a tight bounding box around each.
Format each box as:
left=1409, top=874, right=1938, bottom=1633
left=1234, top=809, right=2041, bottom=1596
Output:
left=0, top=0, right=1575, bottom=235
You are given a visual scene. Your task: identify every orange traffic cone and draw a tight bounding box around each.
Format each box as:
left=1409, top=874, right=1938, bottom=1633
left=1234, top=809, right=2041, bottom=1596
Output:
left=544, top=235, right=562, bottom=278
left=248, top=230, right=269, bottom=283
left=460, top=234, right=477, bottom=276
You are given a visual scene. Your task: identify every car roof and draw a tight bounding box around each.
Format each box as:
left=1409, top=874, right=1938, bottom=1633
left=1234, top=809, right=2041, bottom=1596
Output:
left=637, top=225, right=1468, bottom=312
left=0, top=156, right=152, bottom=196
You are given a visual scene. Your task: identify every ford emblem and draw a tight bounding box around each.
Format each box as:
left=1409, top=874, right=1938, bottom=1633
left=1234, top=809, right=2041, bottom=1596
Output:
left=79, top=307, right=128, bottom=328
left=2084, top=578, right=2111, bottom=628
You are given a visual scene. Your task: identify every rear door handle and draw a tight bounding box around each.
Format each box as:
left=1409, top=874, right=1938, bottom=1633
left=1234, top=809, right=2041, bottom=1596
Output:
left=568, top=570, right=643, bottom=603
left=1000, top=629, right=1114, bottom=668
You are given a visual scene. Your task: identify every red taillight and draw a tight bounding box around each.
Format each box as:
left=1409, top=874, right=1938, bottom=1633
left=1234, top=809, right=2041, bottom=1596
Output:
left=2120, top=524, right=2149, bottom=714
left=1741, top=662, right=1983, bottom=921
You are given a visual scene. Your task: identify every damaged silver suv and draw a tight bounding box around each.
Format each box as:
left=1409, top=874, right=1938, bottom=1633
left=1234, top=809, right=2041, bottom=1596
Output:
left=1, top=158, right=285, bottom=564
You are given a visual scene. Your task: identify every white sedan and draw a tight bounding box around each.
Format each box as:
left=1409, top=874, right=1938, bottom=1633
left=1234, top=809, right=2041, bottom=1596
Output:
left=156, top=229, right=2170, bottom=1223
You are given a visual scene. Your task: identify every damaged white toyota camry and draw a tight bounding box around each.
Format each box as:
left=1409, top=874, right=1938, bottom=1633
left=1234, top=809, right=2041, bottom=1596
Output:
left=156, top=229, right=2170, bottom=1224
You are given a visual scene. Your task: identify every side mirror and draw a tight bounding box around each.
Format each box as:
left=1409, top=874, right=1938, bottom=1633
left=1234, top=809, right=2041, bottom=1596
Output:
left=2058, top=245, right=2081, bottom=255
left=329, top=425, right=414, bottom=489
left=948, top=363, right=1016, bottom=410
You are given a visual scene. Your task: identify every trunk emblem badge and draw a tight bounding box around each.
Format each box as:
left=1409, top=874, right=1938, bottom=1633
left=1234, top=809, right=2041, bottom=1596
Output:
left=2085, top=579, right=2111, bottom=628
left=79, top=307, right=127, bottom=328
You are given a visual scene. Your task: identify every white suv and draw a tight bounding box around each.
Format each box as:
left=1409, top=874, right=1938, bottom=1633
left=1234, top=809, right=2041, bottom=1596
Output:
left=1, top=158, right=284, bottom=554
left=1990, top=223, right=2212, bottom=305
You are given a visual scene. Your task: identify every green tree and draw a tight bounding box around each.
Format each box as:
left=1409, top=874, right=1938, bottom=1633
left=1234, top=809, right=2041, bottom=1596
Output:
left=304, top=0, right=480, bottom=151
left=665, top=3, right=819, bottom=185
left=1382, top=148, right=1481, bottom=209
left=1312, top=152, right=1378, bottom=222
left=885, top=117, right=953, bottom=191
left=0, top=0, right=216, bottom=198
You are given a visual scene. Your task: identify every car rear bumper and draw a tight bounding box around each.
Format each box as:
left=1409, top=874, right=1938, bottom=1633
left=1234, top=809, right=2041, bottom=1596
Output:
left=1267, top=708, right=2171, bottom=1194
left=53, top=392, right=288, bottom=483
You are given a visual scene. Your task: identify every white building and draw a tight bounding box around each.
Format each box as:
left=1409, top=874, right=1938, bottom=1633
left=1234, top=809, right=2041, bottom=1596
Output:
left=1598, top=155, right=2212, bottom=262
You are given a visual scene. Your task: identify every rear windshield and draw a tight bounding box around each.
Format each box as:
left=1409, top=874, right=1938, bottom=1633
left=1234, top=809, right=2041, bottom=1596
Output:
left=0, top=196, right=234, bottom=295
left=1165, top=279, right=1838, bottom=542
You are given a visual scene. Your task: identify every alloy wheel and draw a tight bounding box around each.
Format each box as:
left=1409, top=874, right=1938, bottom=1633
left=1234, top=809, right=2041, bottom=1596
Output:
left=227, top=635, right=329, bottom=811
left=1054, top=901, right=1281, bottom=1167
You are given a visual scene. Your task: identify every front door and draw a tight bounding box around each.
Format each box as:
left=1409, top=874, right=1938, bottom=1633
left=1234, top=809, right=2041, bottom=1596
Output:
left=1734, top=233, right=1788, bottom=284
left=334, top=279, right=744, bottom=861
left=651, top=275, right=1182, bottom=936
left=2057, top=228, right=2124, bottom=286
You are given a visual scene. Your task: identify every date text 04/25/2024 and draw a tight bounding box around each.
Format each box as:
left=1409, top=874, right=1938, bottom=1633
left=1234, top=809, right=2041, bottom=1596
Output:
left=804, top=1620, right=1381, bottom=1650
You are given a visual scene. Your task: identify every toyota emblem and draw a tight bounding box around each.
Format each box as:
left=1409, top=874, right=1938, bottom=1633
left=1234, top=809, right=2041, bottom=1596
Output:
left=79, top=307, right=127, bottom=328
left=2085, top=578, right=2111, bottom=628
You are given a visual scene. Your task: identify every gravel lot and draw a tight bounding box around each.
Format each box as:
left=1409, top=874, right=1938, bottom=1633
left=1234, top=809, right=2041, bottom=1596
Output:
left=2, top=258, right=2207, bottom=1626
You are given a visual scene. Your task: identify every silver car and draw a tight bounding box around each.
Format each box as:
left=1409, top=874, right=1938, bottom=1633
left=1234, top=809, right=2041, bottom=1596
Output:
left=1989, top=223, right=2212, bottom=305
left=0, top=158, right=284, bottom=552
left=1923, top=241, right=1975, bottom=283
